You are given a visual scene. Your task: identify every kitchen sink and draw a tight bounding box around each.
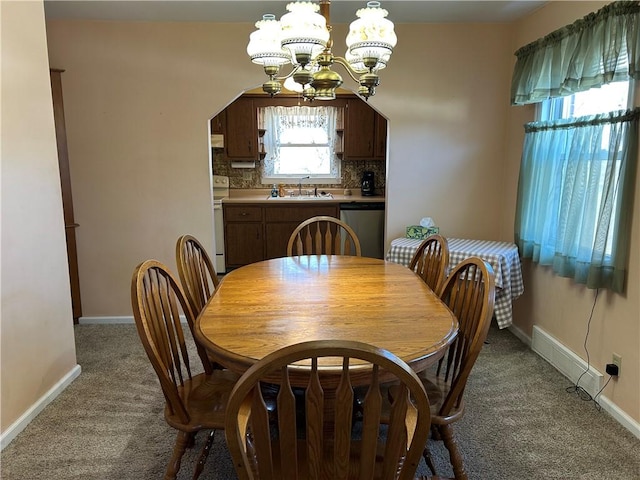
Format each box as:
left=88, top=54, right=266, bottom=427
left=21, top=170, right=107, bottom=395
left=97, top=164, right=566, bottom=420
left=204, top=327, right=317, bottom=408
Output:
left=266, top=194, right=334, bottom=201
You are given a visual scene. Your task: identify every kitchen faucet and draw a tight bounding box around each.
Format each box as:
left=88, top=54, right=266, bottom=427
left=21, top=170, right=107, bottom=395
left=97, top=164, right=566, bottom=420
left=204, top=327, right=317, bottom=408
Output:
left=298, top=175, right=310, bottom=196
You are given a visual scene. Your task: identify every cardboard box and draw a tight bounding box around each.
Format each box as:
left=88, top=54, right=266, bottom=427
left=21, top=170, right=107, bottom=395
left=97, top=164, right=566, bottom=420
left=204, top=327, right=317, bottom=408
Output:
left=406, top=225, right=439, bottom=240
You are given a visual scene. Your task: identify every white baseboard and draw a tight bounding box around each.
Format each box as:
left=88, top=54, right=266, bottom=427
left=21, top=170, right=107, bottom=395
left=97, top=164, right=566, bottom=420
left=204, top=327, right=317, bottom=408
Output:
left=596, top=395, right=640, bottom=440
left=0, top=364, right=82, bottom=451
left=508, top=324, right=531, bottom=346
left=530, top=326, right=640, bottom=440
left=531, top=325, right=604, bottom=398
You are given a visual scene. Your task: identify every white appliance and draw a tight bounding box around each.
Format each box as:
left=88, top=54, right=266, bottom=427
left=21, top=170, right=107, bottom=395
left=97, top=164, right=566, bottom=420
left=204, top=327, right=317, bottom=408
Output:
left=212, top=175, right=229, bottom=273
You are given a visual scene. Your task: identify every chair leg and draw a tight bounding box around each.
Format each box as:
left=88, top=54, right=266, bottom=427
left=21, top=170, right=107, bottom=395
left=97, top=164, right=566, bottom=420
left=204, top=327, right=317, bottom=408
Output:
left=193, top=430, right=215, bottom=480
left=422, top=442, right=438, bottom=477
left=440, top=424, right=467, bottom=480
left=164, top=431, right=192, bottom=480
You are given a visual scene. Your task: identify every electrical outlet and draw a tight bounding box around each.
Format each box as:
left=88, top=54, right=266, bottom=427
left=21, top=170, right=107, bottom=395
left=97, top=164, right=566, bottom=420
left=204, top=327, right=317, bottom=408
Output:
left=612, top=353, right=622, bottom=375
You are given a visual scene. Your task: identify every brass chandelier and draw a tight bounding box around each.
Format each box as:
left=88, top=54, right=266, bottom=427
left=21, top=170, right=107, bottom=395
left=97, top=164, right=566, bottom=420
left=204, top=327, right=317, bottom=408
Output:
left=247, top=1, right=397, bottom=101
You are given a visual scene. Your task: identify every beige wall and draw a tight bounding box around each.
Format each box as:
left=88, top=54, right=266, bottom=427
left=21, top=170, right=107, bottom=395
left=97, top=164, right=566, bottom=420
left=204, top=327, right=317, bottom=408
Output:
left=505, top=2, right=640, bottom=422
left=378, top=23, right=513, bottom=242
left=42, top=0, right=638, bottom=428
left=46, top=20, right=262, bottom=316
left=1, top=1, right=77, bottom=432
left=45, top=20, right=513, bottom=317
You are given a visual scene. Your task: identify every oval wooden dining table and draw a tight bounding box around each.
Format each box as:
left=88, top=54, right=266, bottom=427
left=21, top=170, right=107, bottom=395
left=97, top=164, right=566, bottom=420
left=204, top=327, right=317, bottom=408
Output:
left=195, top=255, right=458, bottom=386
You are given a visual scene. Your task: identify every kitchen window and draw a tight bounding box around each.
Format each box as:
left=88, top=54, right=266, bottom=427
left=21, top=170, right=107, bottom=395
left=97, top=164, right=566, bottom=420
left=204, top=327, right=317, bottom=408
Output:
left=261, top=105, right=341, bottom=184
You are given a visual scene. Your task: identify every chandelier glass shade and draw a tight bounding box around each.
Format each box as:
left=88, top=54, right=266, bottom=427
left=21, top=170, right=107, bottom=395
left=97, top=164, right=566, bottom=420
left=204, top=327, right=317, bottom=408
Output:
left=247, top=1, right=396, bottom=101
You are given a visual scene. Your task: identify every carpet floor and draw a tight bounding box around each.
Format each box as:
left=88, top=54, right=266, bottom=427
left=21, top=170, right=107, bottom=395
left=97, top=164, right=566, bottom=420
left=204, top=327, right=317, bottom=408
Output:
left=1, top=323, right=639, bottom=479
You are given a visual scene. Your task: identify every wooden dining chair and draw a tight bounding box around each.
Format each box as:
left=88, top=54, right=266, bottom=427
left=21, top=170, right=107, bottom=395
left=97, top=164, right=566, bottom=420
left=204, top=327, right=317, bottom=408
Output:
left=176, top=234, right=220, bottom=317
left=408, top=256, right=495, bottom=480
left=287, top=215, right=362, bottom=256
left=354, top=235, right=449, bottom=424
left=131, top=259, right=238, bottom=480
left=408, top=235, right=450, bottom=294
left=225, top=339, right=433, bottom=480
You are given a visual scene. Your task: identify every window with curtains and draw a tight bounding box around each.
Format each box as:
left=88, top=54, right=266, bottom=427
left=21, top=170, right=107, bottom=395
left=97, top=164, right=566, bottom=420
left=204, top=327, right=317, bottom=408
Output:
left=550, top=81, right=633, bottom=261
left=511, top=1, right=640, bottom=293
left=261, top=105, right=341, bottom=183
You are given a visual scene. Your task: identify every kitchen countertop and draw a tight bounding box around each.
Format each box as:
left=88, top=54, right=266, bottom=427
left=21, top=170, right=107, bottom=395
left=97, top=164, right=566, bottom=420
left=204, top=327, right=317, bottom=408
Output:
left=222, top=188, right=385, bottom=204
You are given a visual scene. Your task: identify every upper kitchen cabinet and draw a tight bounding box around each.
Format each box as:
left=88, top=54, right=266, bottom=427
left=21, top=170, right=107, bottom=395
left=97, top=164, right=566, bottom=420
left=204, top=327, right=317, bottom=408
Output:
left=211, top=109, right=226, bottom=135
left=374, top=114, right=387, bottom=160
left=344, top=98, right=386, bottom=161
left=225, top=97, right=257, bottom=160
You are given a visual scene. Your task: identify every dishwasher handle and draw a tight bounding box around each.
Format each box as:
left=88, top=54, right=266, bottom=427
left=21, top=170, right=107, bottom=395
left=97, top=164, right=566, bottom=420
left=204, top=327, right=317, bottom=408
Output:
left=339, top=202, right=385, bottom=211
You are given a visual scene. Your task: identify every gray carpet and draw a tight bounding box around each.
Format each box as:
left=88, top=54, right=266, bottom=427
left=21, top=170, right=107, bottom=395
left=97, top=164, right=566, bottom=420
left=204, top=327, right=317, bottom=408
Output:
left=2, top=323, right=639, bottom=479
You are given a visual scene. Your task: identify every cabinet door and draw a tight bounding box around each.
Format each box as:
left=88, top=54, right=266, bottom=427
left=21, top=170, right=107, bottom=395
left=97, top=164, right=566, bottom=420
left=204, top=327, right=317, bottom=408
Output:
left=265, top=222, right=301, bottom=259
left=225, top=222, right=264, bottom=267
left=224, top=204, right=264, bottom=268
left=225, top=98, right=257, bottom=159
left=345, top=98, right=375, bottom=159
left=264, top=205, right=339, bottom=259
left=374, top=114, right=387, bottom=160
left=211, top=110, right=226, bottom=134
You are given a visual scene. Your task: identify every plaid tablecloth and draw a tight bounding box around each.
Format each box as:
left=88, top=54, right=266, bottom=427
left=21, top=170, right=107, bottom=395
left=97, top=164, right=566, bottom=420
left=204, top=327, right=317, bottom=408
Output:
left=386, top=238, right=525, bottom=329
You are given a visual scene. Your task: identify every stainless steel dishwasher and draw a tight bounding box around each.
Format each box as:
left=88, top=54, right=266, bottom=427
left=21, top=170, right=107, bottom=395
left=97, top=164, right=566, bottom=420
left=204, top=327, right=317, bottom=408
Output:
left=339, top=202, right=385, bottom=259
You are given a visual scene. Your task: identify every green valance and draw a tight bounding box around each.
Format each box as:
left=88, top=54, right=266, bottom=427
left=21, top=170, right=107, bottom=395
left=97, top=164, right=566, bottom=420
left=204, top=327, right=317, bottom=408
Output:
left=511, top=1, right=640, bottom=105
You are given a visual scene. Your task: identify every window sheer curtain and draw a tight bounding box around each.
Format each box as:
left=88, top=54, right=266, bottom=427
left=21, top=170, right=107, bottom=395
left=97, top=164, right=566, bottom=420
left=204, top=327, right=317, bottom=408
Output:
left=512, top=1, right=640, bottom=293
left=263, top=105, right=338, bottom=177
left=515, top=110, right=639, bottom=293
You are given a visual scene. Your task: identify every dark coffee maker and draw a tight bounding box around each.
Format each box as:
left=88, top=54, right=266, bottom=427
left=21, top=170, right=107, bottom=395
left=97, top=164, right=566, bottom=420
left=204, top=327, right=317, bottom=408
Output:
left=361, top=171, right=375, bottom=196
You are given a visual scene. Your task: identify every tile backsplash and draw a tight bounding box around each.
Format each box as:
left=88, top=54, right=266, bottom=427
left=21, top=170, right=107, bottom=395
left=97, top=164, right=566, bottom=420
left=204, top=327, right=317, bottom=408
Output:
left=212, top=151, right=386, bottom=192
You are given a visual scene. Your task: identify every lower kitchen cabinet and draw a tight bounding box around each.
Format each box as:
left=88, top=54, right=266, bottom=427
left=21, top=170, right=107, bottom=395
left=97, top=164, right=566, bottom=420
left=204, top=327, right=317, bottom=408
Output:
left=265, top=205, right=339, bottom=259
left=265, top=223, right=300, bottom=259
left=223, top=205, right=264, bottom=268
left=224, top=203, right=339, bottom=269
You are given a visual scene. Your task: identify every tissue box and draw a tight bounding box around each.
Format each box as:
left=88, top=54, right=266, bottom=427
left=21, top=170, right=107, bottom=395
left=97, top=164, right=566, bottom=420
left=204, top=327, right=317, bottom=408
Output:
left=406, top=225, right=439, bottom=239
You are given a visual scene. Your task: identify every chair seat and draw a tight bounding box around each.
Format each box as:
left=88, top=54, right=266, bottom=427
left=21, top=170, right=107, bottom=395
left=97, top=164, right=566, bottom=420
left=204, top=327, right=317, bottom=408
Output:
left=165, top=368, right=239, bottom=431
left=417, top=372, right=464, bottom=426
left=388, top=371, right=464, bottom=426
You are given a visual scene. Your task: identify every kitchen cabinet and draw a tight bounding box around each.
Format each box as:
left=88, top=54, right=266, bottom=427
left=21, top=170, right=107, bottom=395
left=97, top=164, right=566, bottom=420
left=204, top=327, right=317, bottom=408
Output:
left=223, top=203, right=340, bottom=268
left=265, top=204, right=339, bottom=259
left=223, top=205, right=264, bottom=268
left=225, top=97, right=257, bottom=160
left=344, top=98, right=386, bottom=161
left=374, top=114, right=387, bottom=160
left=218, top=95, right=376, bottom=163
left=211, top=109, right=226, bottom=134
